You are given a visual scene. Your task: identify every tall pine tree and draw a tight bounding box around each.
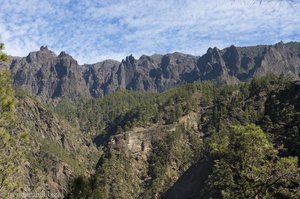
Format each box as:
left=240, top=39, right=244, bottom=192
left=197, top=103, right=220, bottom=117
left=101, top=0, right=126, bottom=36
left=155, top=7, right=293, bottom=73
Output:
left=0, top=43, right=23, bottom=194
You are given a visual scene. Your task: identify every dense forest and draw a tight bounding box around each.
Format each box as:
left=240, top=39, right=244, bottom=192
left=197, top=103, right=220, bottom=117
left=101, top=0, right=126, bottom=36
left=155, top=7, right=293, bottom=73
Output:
left=59, top=73, right=300, bottom=199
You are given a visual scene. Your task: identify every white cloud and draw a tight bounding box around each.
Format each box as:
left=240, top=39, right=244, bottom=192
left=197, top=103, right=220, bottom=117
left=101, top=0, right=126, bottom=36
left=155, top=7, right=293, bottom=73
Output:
left=0, top=0, right=299, bottom=64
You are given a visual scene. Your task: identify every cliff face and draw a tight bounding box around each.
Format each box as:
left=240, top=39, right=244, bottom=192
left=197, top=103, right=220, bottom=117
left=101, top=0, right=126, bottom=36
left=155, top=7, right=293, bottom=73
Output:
left=10, top=47, right=89, bottom=102
left=96, top=116, right=203, bottom=199
left=7, top=42, right=300, bottom=102
left=98, top=124, right=177, bottom=198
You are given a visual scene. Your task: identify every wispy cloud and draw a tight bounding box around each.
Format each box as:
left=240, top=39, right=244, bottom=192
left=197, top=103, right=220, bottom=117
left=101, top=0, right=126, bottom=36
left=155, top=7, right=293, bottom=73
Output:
left=0, top=0, right=299, bottom=64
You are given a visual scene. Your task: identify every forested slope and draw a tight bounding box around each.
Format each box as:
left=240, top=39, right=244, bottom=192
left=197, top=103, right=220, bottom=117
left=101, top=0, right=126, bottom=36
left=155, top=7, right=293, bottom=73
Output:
left=50, top=74, right=299, bottom=199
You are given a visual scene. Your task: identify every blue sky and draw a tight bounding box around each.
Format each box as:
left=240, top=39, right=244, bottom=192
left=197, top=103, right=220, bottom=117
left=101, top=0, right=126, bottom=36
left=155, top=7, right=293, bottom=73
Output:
left=0, top=0, right=299, bottom=64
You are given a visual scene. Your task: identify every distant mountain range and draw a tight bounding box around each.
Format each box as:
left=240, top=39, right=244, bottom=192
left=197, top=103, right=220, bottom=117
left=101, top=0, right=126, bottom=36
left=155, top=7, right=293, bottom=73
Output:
left=3, top=41, right=300, bottom=102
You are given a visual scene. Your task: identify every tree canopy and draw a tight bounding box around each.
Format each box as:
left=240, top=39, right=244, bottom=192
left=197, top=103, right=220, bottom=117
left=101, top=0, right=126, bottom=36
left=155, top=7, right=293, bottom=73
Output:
left=208, top=124, right=300, bottom=198
left=0, top=44, right=25, bottom=195
left=0, top=43, right=9, bottom=63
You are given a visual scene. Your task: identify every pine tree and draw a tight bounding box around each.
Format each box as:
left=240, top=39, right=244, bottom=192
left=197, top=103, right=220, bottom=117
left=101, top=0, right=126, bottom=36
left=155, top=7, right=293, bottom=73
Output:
left=208, top=124, right=300, bottom=198
left=0, top=43, right=9, bottom=63
left=0, top=44, right=24, bottom=195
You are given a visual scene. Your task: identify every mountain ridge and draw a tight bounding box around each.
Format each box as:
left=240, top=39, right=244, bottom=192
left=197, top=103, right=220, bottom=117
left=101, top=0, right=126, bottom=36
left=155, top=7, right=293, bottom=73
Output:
left=3, top=41, right=300, bottom=102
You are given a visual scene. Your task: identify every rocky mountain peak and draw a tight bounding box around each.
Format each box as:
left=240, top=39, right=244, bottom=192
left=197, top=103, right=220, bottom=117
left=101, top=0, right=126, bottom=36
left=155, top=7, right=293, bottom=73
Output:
left=122, top=54, right=136, bottom=66
left=212, top=47, right=220, bottom=53
left=227, top=45, right=238, bottom=52
left=25, top=46, right=57, bottom=64
left=206, top=47, right=213, bottom=54
left=223, top=45, right=241, bottom=75
left=40, top=45, right=49, bottom=51
left=58, top=51, right=73, bottom=58
left=275, top=41, right=284, bottom=48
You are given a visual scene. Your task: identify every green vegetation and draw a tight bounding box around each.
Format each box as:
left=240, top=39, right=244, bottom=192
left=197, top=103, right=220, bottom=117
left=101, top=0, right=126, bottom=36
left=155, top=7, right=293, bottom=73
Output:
left=0, top=58, right=98, bottom=197
left=51, top=84, right=199, bottom=146
left=208, top=124, right=299, bottom=198
left=39, top=138, right=84, bottom=174
left=0, top=46, right=23, bottom=194
left=0, top=69, right=15, bottom=128
left=144, top=126, right=204, bottom=198
left=0, top=68, right=25, bottom=194
left=61, top=73, right=300, bottom=199
left=0, top=43, right=9, bottom=63
left=67, top=149, right=141, bottom=199
left=261, top=80, right=300, bottom=158
left=51, top=90, right=157, bottom=134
